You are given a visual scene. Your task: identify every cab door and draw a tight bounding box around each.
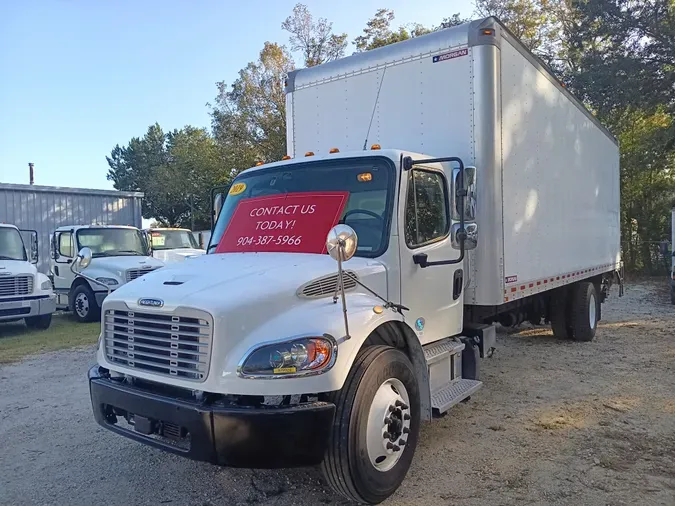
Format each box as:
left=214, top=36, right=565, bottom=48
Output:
left=398, top=166, right=464, bottom=345
left=52, top=231, right=76, bottom=295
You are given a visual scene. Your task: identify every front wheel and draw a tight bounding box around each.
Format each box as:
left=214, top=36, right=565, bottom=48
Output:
left=322, top=346, right=420, bottom=504
left=25, top=313, right=52, bottom=330
left=71, top=284, right=100, bottom=323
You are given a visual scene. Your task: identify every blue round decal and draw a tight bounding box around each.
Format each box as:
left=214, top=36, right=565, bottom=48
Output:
left=415, top=317, right=425, bottom=331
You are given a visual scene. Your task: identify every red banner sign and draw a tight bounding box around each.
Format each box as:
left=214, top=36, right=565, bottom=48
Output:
left=215, top=192, right=349, bottom=254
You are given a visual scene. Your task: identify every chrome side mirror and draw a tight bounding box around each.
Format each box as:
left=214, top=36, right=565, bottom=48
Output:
left=325, top=225, right=358, bottom=341
left=452, top=166, right=477, bottom=222
left=76, top=247, right=92, bottom=270
left=326, top=225, right=358, bottom=262
left=452, top=223, right=478, bottom=250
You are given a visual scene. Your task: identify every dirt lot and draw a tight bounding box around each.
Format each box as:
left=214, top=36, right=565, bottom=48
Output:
left=1, top=279, right=674, bottom=506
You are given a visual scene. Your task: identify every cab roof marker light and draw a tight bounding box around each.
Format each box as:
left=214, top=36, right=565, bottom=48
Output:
left=305, top=151, right=315, bottom=157
left=370, top=144, right=381, bottom=150
left=281, top=155, right=291, bottom=160
left=329, top=148, right=340, bottom=153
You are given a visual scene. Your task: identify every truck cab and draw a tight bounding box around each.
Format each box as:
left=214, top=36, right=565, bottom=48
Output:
left=0, top=224, right=56, bottom=329
left=50, top=225, right=164, bottom=322
left=144, top=227, right=205, bottom=264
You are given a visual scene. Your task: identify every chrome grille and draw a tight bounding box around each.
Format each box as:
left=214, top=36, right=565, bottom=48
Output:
left=125, top=266, right=157, bottom=282
left=0, top=275, right=33, bottom=297
left=297, top=271, right=358, bottom=298
left=104, top=309, right=212, bottom=382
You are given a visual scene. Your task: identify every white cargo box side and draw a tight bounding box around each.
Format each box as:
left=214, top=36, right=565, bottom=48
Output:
left=498, top=29, right=620, bottom=304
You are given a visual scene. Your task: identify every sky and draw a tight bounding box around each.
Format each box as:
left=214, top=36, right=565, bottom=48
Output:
left=0, top=0, right=473, bottom=191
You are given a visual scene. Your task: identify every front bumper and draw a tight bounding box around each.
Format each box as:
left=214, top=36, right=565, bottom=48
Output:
left=0, top=294, right=56, bottom=321
left=88, top=366, right=336, bottom=468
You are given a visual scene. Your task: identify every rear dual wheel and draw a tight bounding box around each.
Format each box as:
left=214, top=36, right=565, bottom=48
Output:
left=550, top=281, right=599, bottom=341
left=322, top=346, right=420, bottom=504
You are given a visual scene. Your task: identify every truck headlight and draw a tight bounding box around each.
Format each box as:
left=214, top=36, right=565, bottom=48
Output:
left=96, top=277, right=119, bottom=286
left=238, top=335, right=337, bottom=378
left=41, top=280, right=53, bottom=290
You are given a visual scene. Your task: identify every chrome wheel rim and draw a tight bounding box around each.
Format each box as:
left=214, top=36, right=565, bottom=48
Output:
left=589, top=293, right=597, bottom=328
left=366, top=378, right=411, bottom=472
left=75, top=292, right=89, bottom=318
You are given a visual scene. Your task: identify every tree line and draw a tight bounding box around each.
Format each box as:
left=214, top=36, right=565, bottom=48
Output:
left=106, top=1, right=675, bottom=273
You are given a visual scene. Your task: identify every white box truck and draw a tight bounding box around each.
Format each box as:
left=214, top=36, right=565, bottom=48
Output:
left=85, top=17, right=622, bottom=504
left=50, top=225, right=164, bottom=323
left=0, top=224, right=56, bottom=329
left=143, top=227, right=206, bottom=264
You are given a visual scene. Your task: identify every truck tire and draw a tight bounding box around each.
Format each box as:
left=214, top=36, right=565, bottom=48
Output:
left=322, top=346, right=420, bottom=504
left=72, top=284, right=100, bottom=323
left=570, top=281, right=598, bottom=342
left=549, top=289, right=572, bottom=339
left=25, top=313, right=52, bottom=330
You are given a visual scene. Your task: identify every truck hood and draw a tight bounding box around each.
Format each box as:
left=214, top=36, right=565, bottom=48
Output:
left=104, top=252, right=388, bottom=327
left=86, top=255, right=164, bottom=281
left=152, top=248, right=205, bottom=264
left=0, top=260, right=37, bottom=277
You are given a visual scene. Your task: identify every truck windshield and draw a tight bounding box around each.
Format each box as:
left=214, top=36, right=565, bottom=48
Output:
left=0, top=228, right=28, bottom=261
left=77, top=228, right=148, bottom=257
left=150, top=230, right=199, bottom=250
left=209, top=157, right=395, bottom=258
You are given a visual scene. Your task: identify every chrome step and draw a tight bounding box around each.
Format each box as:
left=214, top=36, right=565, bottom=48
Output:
left=431, top=379, right=483, bottom=414
left=423, top=338, right=464, bottom=365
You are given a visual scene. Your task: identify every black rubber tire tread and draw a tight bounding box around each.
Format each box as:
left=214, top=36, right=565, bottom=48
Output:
left=570, top=281, right=598, bottom=342
left=549, top=290, right=572, bottom=339
left=72, top=284, right=100, bottom=323
left=321, top=345, right=419, bottom=504
left=25, top=313, right=52, bottom=330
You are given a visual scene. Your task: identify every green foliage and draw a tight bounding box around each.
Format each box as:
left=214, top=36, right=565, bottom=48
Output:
left=106, top=124, right=224, bottom=229
left=282, top=3, right=348, bottom=67
left=353, top=9, right=467, bottom=52
left=211, top=42, right=293, bottom=171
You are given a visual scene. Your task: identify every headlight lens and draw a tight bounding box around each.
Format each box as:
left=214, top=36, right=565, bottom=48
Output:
left=96, top=277, right=119, bottom=286
left=240, top=336, right=337, bottom=378
left=41, top=280, right=52, bottom=290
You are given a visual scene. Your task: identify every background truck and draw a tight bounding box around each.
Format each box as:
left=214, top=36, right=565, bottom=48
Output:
left=51, top=225, right=163, bottom=322
left=86, top=17, right=622, bottom=504
left=0, top=224, right=55, bottom=329
left=143, top=227, right=205, bottom=264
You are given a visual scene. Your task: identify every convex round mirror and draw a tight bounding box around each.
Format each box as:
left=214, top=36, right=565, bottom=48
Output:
left=77, top=247, right=93, bottom=269
left=326, top=225, right=358, bottom=262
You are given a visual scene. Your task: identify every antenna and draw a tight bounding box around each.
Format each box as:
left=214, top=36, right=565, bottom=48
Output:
left=362, top=66, right=387, bottom=150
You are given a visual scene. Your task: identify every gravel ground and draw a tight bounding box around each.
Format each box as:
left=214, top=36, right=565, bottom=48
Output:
left=1, top=279, right=674, bottom=506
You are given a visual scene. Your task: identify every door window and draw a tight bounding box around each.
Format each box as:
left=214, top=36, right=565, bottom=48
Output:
left=404, top=169, right=449, bottom=247
left=58, top=233, right=74, bottom=258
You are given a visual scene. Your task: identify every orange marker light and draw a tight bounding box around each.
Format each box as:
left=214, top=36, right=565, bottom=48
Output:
left=281, top=155, right=291, bottom=160
left=482, top=28, right=495, bottom=36
left=329, top=148, right=340, bottom=153
left=357, top=172, right=373, bottom=182
left=370, top=144, right=381, bottom=150
left=255, top=161, right=264, bottom=166
left=305, top=151, right=315, bottom=157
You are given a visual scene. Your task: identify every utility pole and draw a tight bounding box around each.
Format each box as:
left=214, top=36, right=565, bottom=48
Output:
left=28, top=163, right=34, bottom=185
